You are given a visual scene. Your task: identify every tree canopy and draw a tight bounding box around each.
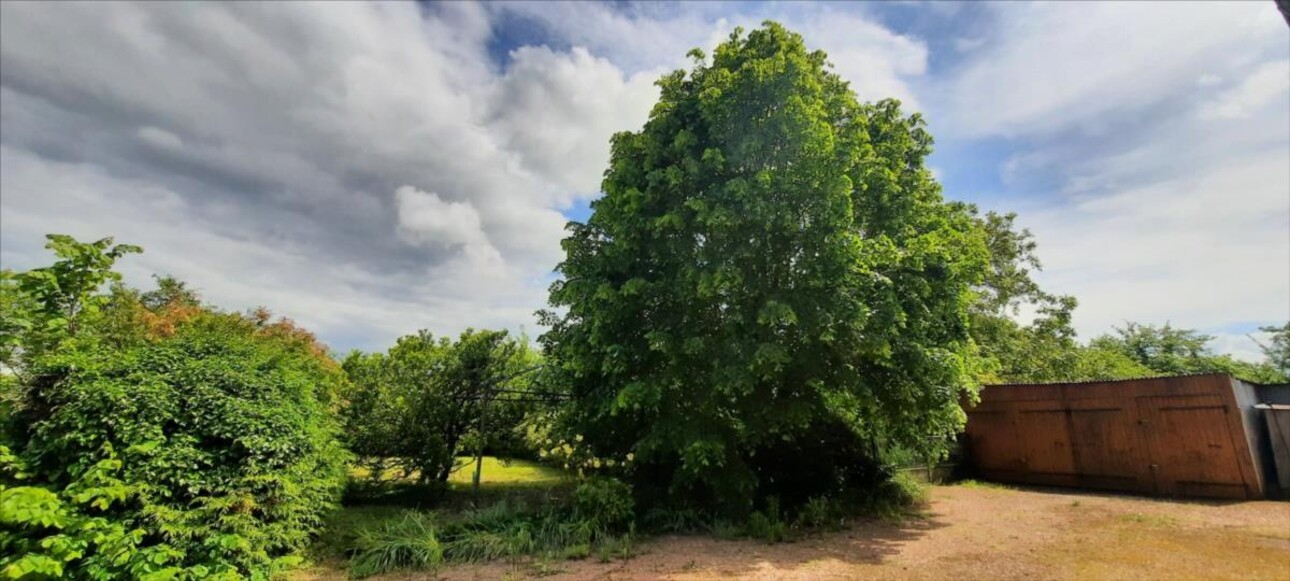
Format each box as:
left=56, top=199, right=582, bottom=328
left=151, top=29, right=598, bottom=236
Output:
left=1089, top=322, right=1287, bottom=384
left=540, top=22, right=990, bottom=510
left=340, top=329, right=541, bottom=486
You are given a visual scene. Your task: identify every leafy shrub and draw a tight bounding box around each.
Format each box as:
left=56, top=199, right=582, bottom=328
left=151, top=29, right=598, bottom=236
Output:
left=558, top=543, right=590, bottom=560
left=859, top=472, right=927, bottom=521
left=593, top=534, right=634, bottom=563
left=795, top=496, right=840, bottom=530
left=0, top=445, right=226, bottom=580
left=1, top=235, right=348, bottom=577
left=571, top=477, right=633, bottom=530
left=639, top=507, right=705, bottom=534
left=9, top=311, right=349, bottom=575
left=744, top=498, right=789, bottom=544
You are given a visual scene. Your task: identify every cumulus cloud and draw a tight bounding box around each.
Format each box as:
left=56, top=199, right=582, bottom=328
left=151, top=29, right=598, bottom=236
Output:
left=940, top=2, right=1284, bottom=138
left=0, top=1, right=663, bottom=350
left=488, top=2, right=930, bottom=110
left=1024, top=152, right=1289, bottom=335
left=487, top=46, right=659, bottom=196
left=1, top=1, right=1283, bottom=364
left=395, top=186, right=504, bottom=275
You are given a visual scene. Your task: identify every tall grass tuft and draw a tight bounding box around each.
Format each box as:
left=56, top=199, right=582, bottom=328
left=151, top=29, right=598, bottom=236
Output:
left=347, top=498, right=634, bottom=578
left=348, top=511, right=443, bottom=578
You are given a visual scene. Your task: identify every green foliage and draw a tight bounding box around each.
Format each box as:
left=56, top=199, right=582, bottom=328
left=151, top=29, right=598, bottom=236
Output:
left=1091, top=322, right=1218, bottom=375
left=638, top=506, right=705, bottom=534
left=345, top=495, right=634, bottom=579
left=1070, top=346, right=1156, bottom=381
left=1091, top=322, right=1288, bottom=384
left=5, top=235, right=141, bottom=350
left=340, top=330, right=542, bottom=485
left=0, top=445, right=232, bottom=580
left=744, top=498, right=788, bottom=544
left=2, top=234, right=348, bottom=578
left=1255, top=322, right=1290, bottom=378
left=795, top=496, right=840, bottom=530
left=0, top=236, right=140, bottom=381
left=571, top=477, right=634, bottom=530
left=348, top=512, right=443, bottom=578
left=540, top=21, right=988, bottom=513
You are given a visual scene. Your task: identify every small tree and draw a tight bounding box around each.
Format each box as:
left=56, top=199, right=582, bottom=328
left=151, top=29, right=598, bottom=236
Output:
left=341, top=329, right=539, bottom=484
left=1254, top=322, right=1289, bottom=378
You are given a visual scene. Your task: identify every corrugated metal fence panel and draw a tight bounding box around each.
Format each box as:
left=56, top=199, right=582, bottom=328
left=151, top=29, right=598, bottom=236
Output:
left=963, top=374, right=1265, bottom=499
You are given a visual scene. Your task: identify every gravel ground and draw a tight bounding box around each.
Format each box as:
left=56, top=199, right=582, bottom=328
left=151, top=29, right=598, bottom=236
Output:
left=299, top=484, right=1290, bottom=580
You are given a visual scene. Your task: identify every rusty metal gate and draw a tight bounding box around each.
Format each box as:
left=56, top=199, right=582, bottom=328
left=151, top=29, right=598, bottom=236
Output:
left=963, top=374, right=1264, bottom=499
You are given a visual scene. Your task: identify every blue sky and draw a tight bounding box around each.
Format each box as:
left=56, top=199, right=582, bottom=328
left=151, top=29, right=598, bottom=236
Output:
left=1, top=1, right=1287, bottom=359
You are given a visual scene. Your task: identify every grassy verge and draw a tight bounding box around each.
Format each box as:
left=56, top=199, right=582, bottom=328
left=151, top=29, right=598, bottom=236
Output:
left=313, top=459, right=930, bottom=578
left=312, top=456, right=607, bottom=577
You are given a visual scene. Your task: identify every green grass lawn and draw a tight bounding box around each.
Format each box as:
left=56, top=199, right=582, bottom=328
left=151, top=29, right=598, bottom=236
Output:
left=349, top=456, right=568, bottom=489
left=312, top=456, right=576, bottom=566
left=446, top=456, right=569, bottom=489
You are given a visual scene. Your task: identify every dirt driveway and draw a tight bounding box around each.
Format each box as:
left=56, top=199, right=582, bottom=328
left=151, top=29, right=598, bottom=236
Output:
left=308, top=484, right=1290, bottom=580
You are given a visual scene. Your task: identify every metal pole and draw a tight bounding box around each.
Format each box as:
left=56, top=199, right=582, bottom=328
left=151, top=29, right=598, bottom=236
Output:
left=472, top=382, right=489, bottom=504
left=465, top=363, right=543, bottom=505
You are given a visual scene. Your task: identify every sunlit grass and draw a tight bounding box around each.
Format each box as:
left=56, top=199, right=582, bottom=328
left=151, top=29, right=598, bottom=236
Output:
left=956, top=479, right=1012, bottom=491
left=349, top=457, right=569, bottom=489
left=447, top=457, right=568, bottom=489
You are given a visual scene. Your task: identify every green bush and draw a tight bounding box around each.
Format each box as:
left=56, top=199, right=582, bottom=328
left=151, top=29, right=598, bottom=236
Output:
left=0, top=445, right=230, bottom=580
left=795, top=496, right=839, bottom=530
left=1, top=235, right=349, bottom=578
left=745, top=498, right=788, bottom=544
left=860, top=472, right=927, bottom=521
left=8, top=311, right=349, bottom=575
left=571, top=477, right=634, bottom=530
left=339, top=329, right=543, bottom=485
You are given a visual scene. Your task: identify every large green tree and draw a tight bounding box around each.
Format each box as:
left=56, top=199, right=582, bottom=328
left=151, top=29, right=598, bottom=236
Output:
left=540, top=23, right=989, bottom=510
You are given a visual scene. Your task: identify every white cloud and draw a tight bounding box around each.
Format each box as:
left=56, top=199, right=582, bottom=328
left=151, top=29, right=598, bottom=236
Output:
left=1199, top=60, right=1290, bottom=120
left=395, top=186, right=504, bottom=275
left=953, top=37, right=985, bottom=53
left=1024, top=151, right=1290, bottom=341
left=0, top=2, right=660, bottom=350
left=2, top=0, right=1282, bottom=364
left=1211, top=331, right=1275, bottom=364
left=488, top=2, right=929, bottom=110
left=487, top=46, right=659, bottom=196
left=941, top=2, right=1284, bottom=138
